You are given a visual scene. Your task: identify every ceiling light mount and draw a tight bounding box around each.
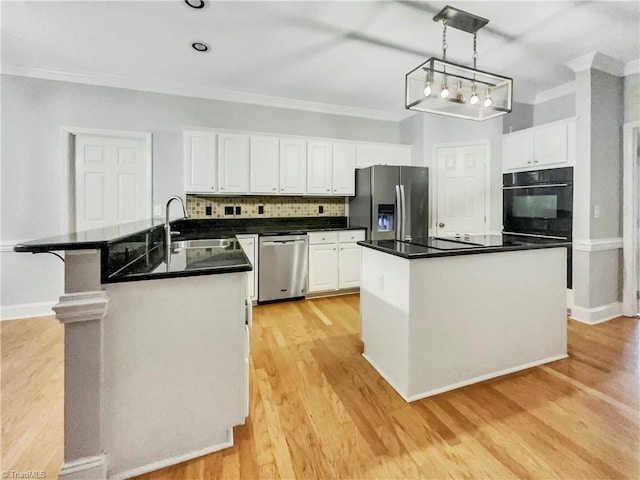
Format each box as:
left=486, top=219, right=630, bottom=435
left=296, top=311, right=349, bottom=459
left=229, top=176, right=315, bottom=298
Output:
left=405, top=5, right=513, bottom=121
left=184, top=0, right=205, bottom=9
left=191, top=42, right=209, bottom=52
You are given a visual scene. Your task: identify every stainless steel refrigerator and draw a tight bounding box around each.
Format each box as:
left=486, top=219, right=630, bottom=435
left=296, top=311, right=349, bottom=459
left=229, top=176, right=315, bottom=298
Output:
left=348, top=165, right=429, bottom=241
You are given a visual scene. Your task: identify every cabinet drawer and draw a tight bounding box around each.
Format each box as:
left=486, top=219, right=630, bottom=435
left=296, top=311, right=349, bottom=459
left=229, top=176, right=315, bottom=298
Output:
left=338, top=230, right=365, bottom=243
left=308, top=231, right=338, bottom=245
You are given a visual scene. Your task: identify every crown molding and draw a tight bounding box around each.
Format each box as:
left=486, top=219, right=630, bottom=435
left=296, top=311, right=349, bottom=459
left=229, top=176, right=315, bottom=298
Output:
left=535, top=81, right=575, bottom=104
left=565, top=51, right=626, bottom=76
left=624, top=58, right=640, bottom=76
left=1, top=65, right=406, bottom=122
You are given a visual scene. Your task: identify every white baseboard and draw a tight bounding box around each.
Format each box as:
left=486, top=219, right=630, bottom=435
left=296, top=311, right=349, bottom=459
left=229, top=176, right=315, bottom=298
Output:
left=0, top=301, right=56, bottom=321
left=570, top=301, right=623, bottom=324
left=59, top=455, right=107, bottom=480
left=362, top=353, right=410, bottom=402
left=108, top=433, right=234, bottom=480
left=406, top=354, right=569, bottom=402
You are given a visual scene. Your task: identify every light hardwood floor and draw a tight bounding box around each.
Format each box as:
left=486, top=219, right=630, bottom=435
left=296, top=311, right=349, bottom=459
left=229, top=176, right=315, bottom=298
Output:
left=1, top=295, right=638, bottom=479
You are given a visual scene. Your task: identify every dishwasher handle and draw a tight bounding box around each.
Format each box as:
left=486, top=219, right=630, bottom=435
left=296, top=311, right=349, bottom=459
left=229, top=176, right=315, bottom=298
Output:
left=261, top=239, right=307, bottom=246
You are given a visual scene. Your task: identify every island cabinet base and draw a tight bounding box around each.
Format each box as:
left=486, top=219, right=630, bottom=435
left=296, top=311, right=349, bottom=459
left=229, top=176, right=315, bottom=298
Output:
left=101, top=273, right=248, bottom=479
left=360, top=247, right=568, bottom=402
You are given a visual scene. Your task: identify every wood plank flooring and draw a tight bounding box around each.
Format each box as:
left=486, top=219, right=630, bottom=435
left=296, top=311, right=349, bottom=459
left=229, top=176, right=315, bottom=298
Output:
left=2, top=295, right=638, bottom=479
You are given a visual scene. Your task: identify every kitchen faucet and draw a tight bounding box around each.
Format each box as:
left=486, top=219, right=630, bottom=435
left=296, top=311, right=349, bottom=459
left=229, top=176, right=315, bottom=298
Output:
left=165, top=196, right=188, bottom=254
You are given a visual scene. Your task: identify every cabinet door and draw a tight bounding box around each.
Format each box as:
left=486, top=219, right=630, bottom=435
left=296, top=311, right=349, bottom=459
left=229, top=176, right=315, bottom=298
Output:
left=332, top=142, right=356, bottom=195
left=237, top=235, right=258, bottom=301
left=218, top=133, right=250, bottom=193
left=184, top=131, right=217, bottom=193
left=307, top=140, right=333, bottom=195
left=279, top=138, right=306, bottom=195
left=386, top=145, right=412, bottom=166
left=308, top=244, right=339, bottom=292
left=250, top=136, right=279, bottom=194
left=534, top=123, right=568, bottom=167
left=338, top=243, right=361, bottom=289
left=356, top=144, right=385, bottom=168
left=502, top=130, right=534, bottom=171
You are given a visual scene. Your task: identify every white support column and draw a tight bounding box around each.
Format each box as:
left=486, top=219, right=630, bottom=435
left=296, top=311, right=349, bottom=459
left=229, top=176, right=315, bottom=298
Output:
left=54, top=250, right=109, bottom=480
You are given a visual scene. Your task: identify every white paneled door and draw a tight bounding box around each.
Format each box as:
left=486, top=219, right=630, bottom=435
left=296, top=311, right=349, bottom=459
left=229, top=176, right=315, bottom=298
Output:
left=74, top=133, right=151, bottom=232
left=435, top=144, right=488, bottom=237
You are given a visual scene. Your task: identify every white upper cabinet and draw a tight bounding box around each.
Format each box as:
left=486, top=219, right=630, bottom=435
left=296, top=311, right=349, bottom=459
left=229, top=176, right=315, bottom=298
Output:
left=356, top=144, right=412, bottom=168
left=184, top=129, right=411, bottom=196
left=502, top=130, right=534, bottom=170
left=218, top=133, right=250, bottom=193
left=250, top=136, right=279, bottom=194
left=307, top=140, right=333, bottom=195
left=332, top=142, right=356, bottom=195
left=279, top=138, right=307, bottom=195
left=502, top=119, right=575, bottom=172
left=534, top=122, right=568, bottom=167
left=184, top=130, right=217, bottom=193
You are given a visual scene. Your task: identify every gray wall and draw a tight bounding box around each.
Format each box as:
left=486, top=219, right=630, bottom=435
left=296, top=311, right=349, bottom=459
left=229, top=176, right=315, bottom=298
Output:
left=399, top=113, right=424, bottom=166
left=534, top=93, right=576, bottom=126
left=624, top=73, right=640, bottom=123
left=502, top=101, right=534, bottom=134
left=1, top=74, right=400, bottom=310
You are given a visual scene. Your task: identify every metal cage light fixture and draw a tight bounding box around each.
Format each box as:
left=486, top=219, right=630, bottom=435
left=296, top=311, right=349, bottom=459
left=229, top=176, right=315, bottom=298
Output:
left=405, top=5, right=513, bottom=121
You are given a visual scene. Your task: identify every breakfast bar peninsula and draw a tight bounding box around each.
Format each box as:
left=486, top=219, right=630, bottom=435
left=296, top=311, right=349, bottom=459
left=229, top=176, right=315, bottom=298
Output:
left=357, top=234, right=570, bottom=402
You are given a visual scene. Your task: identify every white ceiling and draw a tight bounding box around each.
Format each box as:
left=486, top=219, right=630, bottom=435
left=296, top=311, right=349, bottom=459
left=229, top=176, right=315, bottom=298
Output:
left=2, top=1, right=639, bottom=120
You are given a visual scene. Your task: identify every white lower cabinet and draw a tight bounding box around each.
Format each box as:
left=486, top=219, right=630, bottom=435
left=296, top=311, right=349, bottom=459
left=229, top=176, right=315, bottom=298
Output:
left=308, top=230, right=365, bottom=294
left=338, top=243, right=361, bottom=289
left=236, top=234, right=258, bottom=302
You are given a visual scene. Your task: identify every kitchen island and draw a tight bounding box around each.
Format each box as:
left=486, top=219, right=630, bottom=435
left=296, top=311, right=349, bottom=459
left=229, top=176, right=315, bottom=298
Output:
left=15, top=220, right=253, bottom=480
left=358, top=235, right=569, bottom=402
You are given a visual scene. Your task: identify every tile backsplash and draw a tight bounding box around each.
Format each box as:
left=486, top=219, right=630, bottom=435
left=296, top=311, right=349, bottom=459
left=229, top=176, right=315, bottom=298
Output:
left=187, top=195, right=345, bottom=219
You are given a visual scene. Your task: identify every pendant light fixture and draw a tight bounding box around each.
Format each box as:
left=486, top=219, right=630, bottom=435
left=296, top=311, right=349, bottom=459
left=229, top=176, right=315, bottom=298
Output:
left=405, top=6, right=513, bottom=121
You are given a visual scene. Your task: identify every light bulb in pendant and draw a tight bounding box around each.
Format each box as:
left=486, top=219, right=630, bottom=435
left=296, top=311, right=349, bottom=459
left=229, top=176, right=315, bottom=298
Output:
left=440, top=79, right=449, bottom=99
left=470, top=84, right=479, bottom=105
left=423, top=80, right=432, bottom=97
left=456, top=80, right=465, bottom=102
left=483, top=89, right=492, bottom=108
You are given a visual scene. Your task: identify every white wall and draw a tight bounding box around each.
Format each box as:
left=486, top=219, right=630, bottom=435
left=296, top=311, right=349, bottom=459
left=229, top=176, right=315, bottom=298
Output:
left=624, top=73, right=640, bottom=123
left=398, top=113, right=424, bottom=166
left=0, top=74, right=401, bottom=315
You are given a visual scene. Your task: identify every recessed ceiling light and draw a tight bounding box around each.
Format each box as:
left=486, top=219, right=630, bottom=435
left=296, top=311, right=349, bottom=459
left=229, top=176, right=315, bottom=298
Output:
left=184, top=0, right=205, bottom=9
left=192, top=42, right=209, bottom=52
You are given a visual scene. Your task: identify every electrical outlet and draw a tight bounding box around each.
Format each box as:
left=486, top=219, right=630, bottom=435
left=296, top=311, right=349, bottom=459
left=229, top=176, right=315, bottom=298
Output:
left=205, top=206, right=212, bottom=216
left=258, top=205, right=264, bottom=215
left=235, top=206, right=241, bottom=215
left=594, top=205, right=600, bottom=219
left=153, top=205, right=162, bottom=217
left=224, top=206, right=233, bottom=215
left=318, top=205, right=324, bottom=214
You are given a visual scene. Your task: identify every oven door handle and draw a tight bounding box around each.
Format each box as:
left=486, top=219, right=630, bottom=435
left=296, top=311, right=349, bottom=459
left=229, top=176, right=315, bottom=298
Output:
left=502, top=183, right=570, bottom=190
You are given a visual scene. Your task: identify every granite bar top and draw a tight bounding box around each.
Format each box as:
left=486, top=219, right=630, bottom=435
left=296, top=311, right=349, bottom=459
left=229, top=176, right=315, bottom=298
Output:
left=358, top=234, right=571, bottom=259
left=14, top=216, right=358, bottom=283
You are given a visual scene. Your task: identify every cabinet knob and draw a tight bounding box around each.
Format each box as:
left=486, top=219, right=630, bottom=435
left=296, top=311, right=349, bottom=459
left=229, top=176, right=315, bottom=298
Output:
left=333, top=248, right=336, bottom=251
left=272, top=188, right=276, bottom=191
left=221, top=187, right=224, bottom=190
left=211, top=187, right=215, bottom=190
left=439, top=222, right=445, bottom=228
left=326, top=189, right=330, bottom=192
left=533, top=160, right=538, bottom=163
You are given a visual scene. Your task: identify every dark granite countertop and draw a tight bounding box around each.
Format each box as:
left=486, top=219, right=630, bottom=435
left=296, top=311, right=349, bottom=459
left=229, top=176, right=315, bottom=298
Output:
left=14, top=216, right=361, bottom=283
left=358, top=234, right=571, bottom=259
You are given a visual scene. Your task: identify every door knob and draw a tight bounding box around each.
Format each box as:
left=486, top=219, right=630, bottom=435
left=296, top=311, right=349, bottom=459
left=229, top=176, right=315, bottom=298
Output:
left=439, top=222, right=445, bottom=228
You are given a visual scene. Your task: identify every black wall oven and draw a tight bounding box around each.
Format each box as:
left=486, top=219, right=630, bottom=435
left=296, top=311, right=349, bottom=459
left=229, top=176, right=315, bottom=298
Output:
left=503, top=167, right=573, bottom=287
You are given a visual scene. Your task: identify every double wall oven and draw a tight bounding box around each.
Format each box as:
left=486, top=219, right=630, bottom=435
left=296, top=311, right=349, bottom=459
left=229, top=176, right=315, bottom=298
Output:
left=503, top=167, right=573, bottom=287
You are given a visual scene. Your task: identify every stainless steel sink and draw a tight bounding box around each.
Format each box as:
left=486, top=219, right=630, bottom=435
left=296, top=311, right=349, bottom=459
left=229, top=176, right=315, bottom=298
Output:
left=171, top=239, right=231, bottom=250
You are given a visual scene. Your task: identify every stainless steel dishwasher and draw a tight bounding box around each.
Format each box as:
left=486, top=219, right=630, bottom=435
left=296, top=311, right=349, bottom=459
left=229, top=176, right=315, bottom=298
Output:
left=258, top=233, right=308, bottom=303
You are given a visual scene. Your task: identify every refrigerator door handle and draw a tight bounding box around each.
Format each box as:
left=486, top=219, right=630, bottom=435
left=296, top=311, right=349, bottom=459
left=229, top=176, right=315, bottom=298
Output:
left=400, top=184, right=407, bottom=241
left=395, top=185, right=402, bottom=241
